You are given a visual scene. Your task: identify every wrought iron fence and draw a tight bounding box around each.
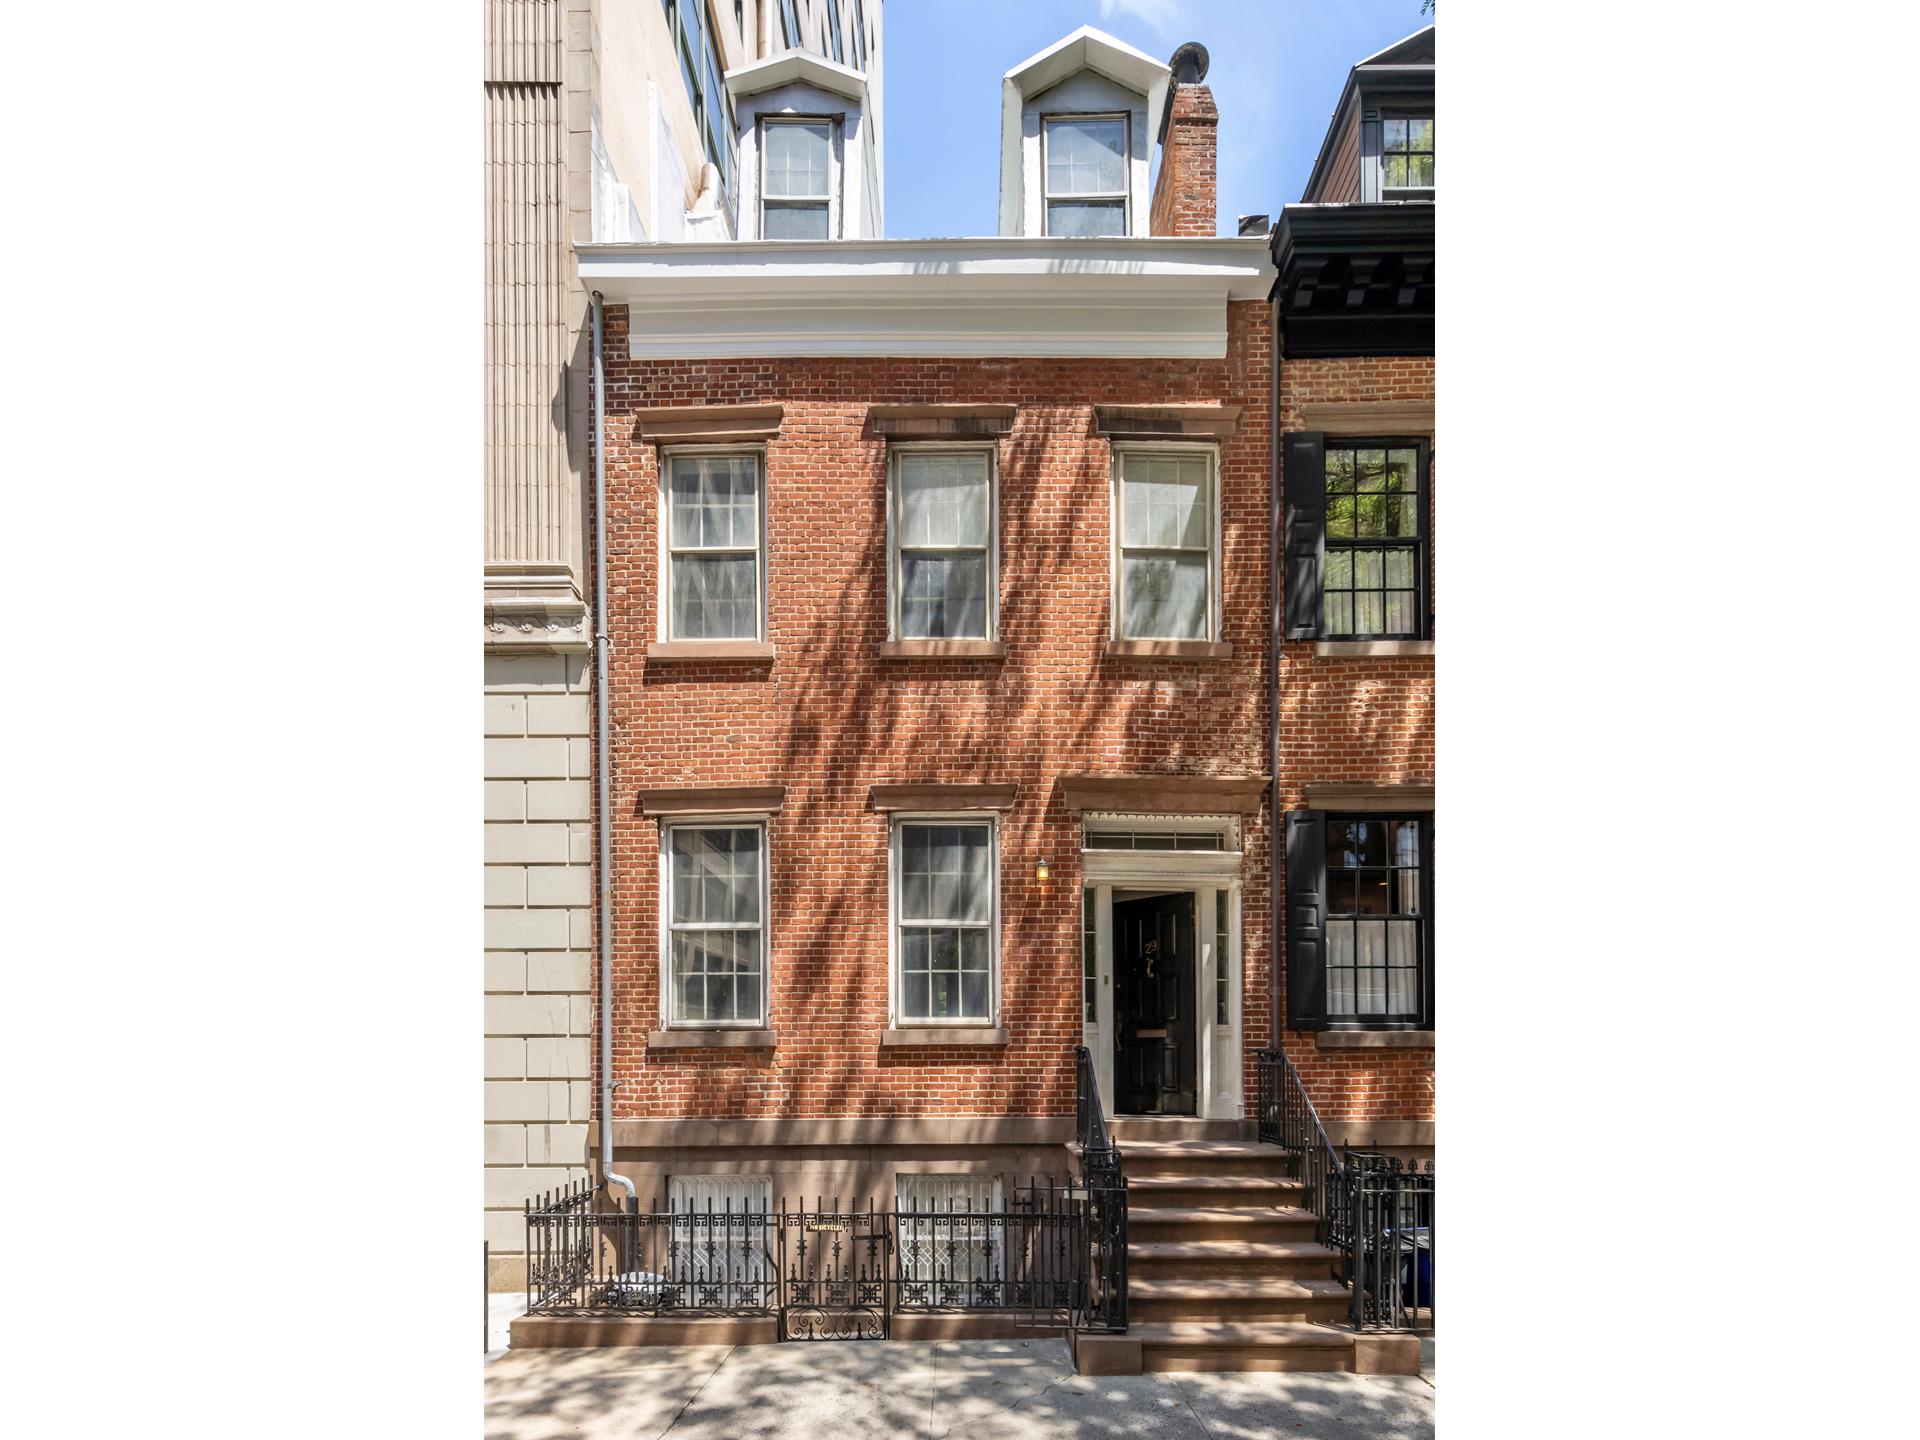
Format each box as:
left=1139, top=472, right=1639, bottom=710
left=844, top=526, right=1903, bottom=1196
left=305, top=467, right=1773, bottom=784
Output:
left=1344, top=1151, right=1434, bottom=1331
left=1252, top=1048, right=1436, bottom=1333
left=525, top=1169, right=1123, bottom=1334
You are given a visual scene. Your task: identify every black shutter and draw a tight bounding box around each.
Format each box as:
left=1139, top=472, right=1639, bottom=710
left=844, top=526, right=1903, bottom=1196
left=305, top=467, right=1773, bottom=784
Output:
left=1284, top=431, right=1326, bottom=640
left=1285, top=809, right=1328, bottom=1031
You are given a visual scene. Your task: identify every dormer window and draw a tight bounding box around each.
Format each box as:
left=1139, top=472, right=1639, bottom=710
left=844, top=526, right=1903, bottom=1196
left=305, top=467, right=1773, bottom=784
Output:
left=1043, top=115, right=1129, bottom=237
left=761, top=118, right=835, bottom=239
left=1382, top=116, right=1434, bottom=197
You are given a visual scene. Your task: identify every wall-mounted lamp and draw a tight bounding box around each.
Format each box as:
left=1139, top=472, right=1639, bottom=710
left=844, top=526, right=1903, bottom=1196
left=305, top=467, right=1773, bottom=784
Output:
left=1035, top=858, right=1050, bottom=882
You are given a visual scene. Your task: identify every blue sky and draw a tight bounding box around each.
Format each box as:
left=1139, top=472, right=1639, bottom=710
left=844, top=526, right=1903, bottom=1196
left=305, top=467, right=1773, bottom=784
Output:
left=881, top=0, right=1432, bottom=237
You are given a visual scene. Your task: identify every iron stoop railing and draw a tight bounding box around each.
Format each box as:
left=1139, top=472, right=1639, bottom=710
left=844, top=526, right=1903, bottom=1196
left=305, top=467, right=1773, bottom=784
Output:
left=1073, top=1045, right=1127, bottom=1333
left=1255, top=1047, right=1435, bottom=1333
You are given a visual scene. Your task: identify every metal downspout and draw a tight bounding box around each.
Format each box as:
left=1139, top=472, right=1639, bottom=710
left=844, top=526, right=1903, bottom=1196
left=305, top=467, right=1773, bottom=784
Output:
left=591, top=289, right=638, bottom=1212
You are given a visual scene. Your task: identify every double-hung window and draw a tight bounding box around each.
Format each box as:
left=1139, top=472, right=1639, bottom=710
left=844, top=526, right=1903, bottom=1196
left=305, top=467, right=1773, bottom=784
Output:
left=1381, top=116, right=1434, bottom=198
left=892, top=820, right=997, bottom=1024
left=761, top=118, right=834, bottom=239
left=1042, top=115, right=1128, bottom=237
left=1323, top=443, right=1425, bottom=640
left=1114, top=448, right=1219, bottom=642
left=663, top=450, right=763, bottom=640
left=890, top=449, right=995, bottom=640
left=664, top=823, right=767, bottom=1026
left=1324, top=815, right=1429, bottom=1025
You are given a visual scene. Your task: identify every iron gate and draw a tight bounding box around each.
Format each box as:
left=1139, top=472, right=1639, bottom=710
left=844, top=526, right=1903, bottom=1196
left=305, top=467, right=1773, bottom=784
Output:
left=776, top=1201, right=892, bottom=1341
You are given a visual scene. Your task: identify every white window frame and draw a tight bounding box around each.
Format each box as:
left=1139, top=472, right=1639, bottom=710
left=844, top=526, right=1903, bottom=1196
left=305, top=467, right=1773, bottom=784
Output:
left=887, top=813, right=1001, bottom=1027
left=1041, top=112, right=1130, bottom=238
left=658, top=445, right=768, bottom=642
left=759, top=115, right=839, bottom=240
left=1110, top=443, right=1223, bottom=643
left=885, top=443, right=999, bottom=642
left=658, top=817, right=771, bottom=1029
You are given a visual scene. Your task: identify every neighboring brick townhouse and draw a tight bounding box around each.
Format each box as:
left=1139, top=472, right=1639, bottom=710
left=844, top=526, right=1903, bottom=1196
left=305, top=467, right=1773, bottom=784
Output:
left=1271, top=25, right=1435, bottom=1157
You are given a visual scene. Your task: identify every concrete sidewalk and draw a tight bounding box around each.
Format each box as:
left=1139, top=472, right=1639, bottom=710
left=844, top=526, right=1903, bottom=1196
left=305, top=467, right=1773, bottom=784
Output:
left=485, top=1338, right=1434, bottom=1439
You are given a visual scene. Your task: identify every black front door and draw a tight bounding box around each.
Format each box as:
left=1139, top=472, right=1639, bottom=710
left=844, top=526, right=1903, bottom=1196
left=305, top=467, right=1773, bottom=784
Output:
left=1113, top=892, right=1197, bottom=1115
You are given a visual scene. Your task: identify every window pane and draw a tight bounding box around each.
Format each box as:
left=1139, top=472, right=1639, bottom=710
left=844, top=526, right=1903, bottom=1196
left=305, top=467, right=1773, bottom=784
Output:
left=1324, top=549, right=1353, bottom=591
left=671, top=827, right=757, bottom=923
left=899, top=553, right=989, bottom=638
left=671, top=553, right=758, bottom=638
left=1356, top=450, right=1387, bottom=492
left=1323, top=591, right=1353, bottom=636
left=903, top=968, right=930, bottom=1018
left=1325, top=449, right=1355, bottom=493
left=762, top=202, right=830, bottom=239
left=1354, top=551, right=1384, bottom=590
left=1046, top=117, right=1126, bottom=195
left=900, top=824, right=989, bottom=922
left=1327, top=923, right=1355, bottom=1015
left=1353, top=591, right=1384, bottom=636
left=1384, top=155, right=1410, bottom=187
left=1384, top=591, right=1416, bottom=636
left=1384, top=551, right=1415, bottom=591
left=1121, top=554, right=1209, bottom=638
left=1046, top=200, right=1126, bottom=237
left=898, top=453, right=989, bottom=546
left=1122, top=456, right=1209, bottom=548
left=1387, top=449, right=1418, bottom=490
left=1383, top=119, right=1408, bottom=150
left=1412, top=155, right=1434, bottom=187
left=669, top=456, right=758, bottom=548
left=1354, top=493, right=1388, bottom=539
left=765, top=121, right=830, bottom=198
left=1327, top=495, right=1356, bottom=539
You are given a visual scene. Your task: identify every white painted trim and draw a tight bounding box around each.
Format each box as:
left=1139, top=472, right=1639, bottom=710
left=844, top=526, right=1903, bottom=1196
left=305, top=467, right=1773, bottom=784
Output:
left=725, top=49, right=868, bottom=102
left=1093, top=882, right=1115, bottom=1116
left=579, top=238, right=1272, bottom=359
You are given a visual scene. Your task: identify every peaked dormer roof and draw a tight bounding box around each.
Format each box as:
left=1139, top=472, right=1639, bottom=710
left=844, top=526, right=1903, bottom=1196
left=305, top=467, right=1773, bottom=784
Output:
left=998, top=26, right=1171, bottom=237
left=725, top=49, right=867, bottom=103
left=1354, top=24, right=1435, bottom=70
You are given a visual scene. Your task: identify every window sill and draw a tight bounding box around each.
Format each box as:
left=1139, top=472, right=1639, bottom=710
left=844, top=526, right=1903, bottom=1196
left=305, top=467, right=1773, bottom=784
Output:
left=646, top=641, right=775, bottom=663
left=647, top=1028, right=777, bottom=1050
left=1105, top=640, right=1234, bottom=660
left=1315, top=640, right=1434, bottom=659
left=1315, top=1029, right=1433, bottom=1050
left=881, top=1026, right=1008, bottom=1047
left=878, top=639, right=1006, bottom=660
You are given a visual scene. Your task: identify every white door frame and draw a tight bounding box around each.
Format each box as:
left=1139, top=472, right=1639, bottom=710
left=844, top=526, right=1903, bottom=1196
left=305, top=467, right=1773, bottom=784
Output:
left=1080, top=824, right=1244, bottom=1121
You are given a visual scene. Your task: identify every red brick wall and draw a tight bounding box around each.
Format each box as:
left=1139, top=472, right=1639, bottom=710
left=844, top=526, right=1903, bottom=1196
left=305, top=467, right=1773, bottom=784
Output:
left=599, top=302, right=1273, bottom=1121
left=1275, top=354, right=1436, bottom=1126
left=1150, top=84, right=1219, bottom=238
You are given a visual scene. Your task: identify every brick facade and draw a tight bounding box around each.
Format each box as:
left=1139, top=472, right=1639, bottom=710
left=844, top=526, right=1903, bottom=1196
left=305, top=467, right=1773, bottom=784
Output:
left=599, top=301, right=1274, bottom=1125
left=1150, top=83, right=1219, bottom=238
left=1274, top=355, right=1436, bottom=1134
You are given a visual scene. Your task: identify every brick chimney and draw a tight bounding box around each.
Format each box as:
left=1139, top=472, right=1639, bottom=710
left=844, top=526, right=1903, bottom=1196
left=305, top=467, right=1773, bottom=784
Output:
left=1150, top=42, right=1218, bottom=237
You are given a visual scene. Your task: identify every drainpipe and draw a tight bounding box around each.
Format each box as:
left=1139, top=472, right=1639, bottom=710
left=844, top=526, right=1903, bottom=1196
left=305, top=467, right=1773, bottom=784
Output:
left=591, top=289, right=638, bottom=1213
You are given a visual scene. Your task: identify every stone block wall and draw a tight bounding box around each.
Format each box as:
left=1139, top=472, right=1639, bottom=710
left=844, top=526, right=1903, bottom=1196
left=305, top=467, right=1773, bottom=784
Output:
left=484, top=650, right=595, bottom=1290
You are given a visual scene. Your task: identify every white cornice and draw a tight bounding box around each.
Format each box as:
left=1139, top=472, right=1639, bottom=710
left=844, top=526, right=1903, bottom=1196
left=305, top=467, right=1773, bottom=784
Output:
left=578, top=237, right=1274, bottom=359
left=725, top=51, right=867, bottom=102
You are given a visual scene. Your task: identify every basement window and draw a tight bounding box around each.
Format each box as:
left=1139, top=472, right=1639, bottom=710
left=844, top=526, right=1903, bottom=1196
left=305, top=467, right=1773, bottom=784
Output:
left=897, top=1175, right=1001, bottom=1291
left=1043, top=115, right=1128, bottom=237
